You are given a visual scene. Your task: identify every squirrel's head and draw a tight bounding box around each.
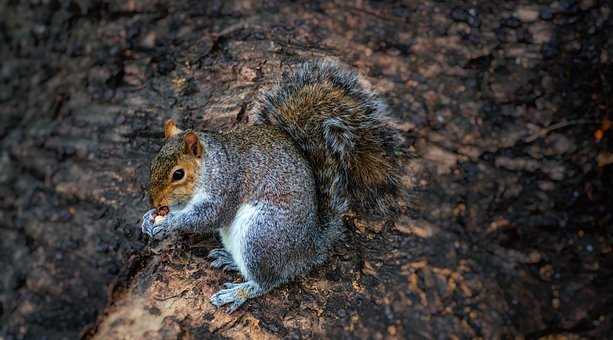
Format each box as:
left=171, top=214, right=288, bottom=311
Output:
left=148, top=119, right=203, bottom=210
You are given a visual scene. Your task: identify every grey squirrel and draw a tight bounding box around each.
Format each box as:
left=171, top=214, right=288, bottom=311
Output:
left=141, top=60, right=401, bottom=312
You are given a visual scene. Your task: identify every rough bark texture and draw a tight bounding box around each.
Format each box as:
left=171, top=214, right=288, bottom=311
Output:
left=1, top=1, right=612, bottom=339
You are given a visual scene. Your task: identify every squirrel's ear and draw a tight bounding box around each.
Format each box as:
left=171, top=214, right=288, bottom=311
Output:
left=164, top=119, right=183, bottom=139
left=184, top=132, right=203, bottom=158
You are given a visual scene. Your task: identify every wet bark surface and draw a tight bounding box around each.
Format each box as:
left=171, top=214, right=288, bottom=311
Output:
left=1, top=1, right=612, bottom=339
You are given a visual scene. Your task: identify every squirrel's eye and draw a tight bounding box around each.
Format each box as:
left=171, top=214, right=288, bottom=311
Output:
left=172, top=169, right=185, bottom=181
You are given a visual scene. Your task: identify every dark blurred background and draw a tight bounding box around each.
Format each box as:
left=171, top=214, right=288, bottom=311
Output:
left=1, top=1, right=612, bottom=338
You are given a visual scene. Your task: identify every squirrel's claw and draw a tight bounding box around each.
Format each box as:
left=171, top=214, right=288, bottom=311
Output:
left=208, top=248, right=230, bottom=259
left=212, top=259, right=240, bottom=272
left=223, top=282, right=241, bottom=289
left=208, top=248, right=239, bottom=272
left=210, top=281, right=265, bottom=313
left=210, top=286, right=247, bottom=313
left=141, top=209, right=157, bottom=236
left=226, top=300, right=245, bottom=314
left=141, top=209, right=173, bottom=239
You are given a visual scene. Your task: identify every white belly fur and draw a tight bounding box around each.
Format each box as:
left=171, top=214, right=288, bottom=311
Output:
left=219, top=204, right=260, bottom=278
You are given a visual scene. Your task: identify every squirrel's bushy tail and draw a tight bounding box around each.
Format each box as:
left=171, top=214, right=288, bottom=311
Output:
left=255, top=60, right=401, bottom=231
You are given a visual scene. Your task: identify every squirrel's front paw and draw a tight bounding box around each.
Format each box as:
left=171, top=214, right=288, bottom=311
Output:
left=141, top=209, right=157, bottom=236
left=141, top=209, right=174, bottom=239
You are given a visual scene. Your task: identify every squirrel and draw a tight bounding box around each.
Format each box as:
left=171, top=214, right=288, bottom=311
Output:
left=141, top=60, right=401, bottom=312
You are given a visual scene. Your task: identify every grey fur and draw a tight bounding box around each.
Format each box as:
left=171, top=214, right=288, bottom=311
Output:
left=255, top=59, right=401, bottom=218
left=141, top=60, right=400, bottom=312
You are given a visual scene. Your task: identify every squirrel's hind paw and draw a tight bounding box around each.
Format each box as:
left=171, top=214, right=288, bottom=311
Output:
left=208, top=248, right=239, bottom=272
left=210, top=281, right=265, bottom=313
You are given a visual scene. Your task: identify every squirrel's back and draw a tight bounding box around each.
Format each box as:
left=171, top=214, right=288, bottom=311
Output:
left=255, top=60, right=400, bottom=222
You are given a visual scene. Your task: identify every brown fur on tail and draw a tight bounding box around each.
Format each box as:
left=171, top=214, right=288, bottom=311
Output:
left=255, top=60, right=400, bottom=219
